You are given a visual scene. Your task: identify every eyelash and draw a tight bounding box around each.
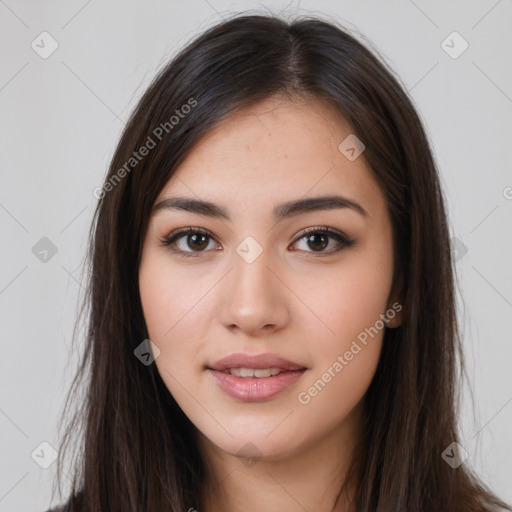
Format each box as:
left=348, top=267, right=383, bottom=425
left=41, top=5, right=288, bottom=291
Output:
left=159, top=226, right=355, bottom=259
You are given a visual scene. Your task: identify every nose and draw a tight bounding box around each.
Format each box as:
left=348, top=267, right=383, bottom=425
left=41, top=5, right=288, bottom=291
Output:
left=217, top=244, right=290, bottom=336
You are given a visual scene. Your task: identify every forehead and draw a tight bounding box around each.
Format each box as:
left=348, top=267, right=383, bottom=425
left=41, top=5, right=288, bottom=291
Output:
left=155, top=95, right=384, bottom=219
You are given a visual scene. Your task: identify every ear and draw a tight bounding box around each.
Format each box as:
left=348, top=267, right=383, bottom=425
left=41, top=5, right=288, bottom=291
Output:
left=385, top=274, right=404, bottom=328
left=385, top=299, right=403, bottom=328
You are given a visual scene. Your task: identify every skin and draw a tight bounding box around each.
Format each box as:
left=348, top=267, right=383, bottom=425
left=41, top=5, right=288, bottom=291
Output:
left=138, top=94, right=402, bottom=512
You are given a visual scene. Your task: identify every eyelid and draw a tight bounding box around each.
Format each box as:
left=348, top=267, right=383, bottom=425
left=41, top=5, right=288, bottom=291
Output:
left=160, top=226, right=212, bottom=242
left=291, top=225, right=352, bottom=245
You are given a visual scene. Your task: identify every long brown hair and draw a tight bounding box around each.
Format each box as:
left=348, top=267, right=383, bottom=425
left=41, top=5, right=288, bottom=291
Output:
left=50, top=13, right=511, bottom=512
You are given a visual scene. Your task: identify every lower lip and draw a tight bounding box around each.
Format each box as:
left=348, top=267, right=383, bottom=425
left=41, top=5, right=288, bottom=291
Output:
left=208, top=369, right=306, bottom=402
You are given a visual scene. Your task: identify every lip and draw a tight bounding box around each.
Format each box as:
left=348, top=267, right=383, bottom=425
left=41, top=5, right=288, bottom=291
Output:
left=208, top=352, right=306, bottom=372
left=207, top=368, right=307, bottom=402
left=206, top=352, right=307, bottom=402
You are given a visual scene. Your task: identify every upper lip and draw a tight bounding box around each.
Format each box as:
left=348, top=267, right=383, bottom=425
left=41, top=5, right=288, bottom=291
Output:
left=208, top=352, right=306, bottom=371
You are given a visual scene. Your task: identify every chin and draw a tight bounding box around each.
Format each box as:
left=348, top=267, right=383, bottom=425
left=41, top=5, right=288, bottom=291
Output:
left=200, top=421, right=306, bottom=463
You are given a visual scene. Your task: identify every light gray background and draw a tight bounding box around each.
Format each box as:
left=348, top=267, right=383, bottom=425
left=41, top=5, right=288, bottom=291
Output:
left=0, top=1, right=511, bottom=510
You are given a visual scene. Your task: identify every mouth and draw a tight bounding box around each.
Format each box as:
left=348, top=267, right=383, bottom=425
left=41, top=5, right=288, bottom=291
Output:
left=217, top=367, right=292, bottom=377
left=207, top=352, right=307, bottom=402
left=208, top=352, right=306, bottom=372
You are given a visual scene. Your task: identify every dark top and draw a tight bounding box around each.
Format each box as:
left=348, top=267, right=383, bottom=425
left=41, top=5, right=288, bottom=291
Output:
left=45, top=490, right=83, bottom=512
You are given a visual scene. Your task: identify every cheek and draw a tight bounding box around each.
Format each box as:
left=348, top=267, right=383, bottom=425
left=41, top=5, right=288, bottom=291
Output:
left=294, top=265, right=390, bottom=431
left=294, top=335, right=382, bottom=449
left=300, top=274, right=387, bottom=397
left=305, top=252, right=393, bottom=353
left=295, top=237, right=393, bottom=403
left=138, top=254, right=212, bottom=389
left=139, top=252, right=205, bottom=340
left=139, top=265, right=173, bottom=341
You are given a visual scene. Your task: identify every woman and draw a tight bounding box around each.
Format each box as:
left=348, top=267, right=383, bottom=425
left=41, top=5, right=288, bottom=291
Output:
left=47, top=12, right=511, bottom=512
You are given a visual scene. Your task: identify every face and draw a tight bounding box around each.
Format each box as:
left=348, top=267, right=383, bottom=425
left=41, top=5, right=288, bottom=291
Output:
left=138, top=94, right=401, bottom=463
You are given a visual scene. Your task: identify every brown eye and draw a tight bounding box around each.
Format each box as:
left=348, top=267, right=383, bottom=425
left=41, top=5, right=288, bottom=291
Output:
left=305, top=233, right=329, bottom=252
left=291, top=227, right=355, bottom=255
left=187, top=232, right=209, bottom=251
left=160, top=227, right=219, bottom=258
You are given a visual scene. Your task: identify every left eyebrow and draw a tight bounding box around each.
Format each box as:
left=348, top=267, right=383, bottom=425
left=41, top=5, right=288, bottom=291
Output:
left=151, top=194, right=368, bottom=222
